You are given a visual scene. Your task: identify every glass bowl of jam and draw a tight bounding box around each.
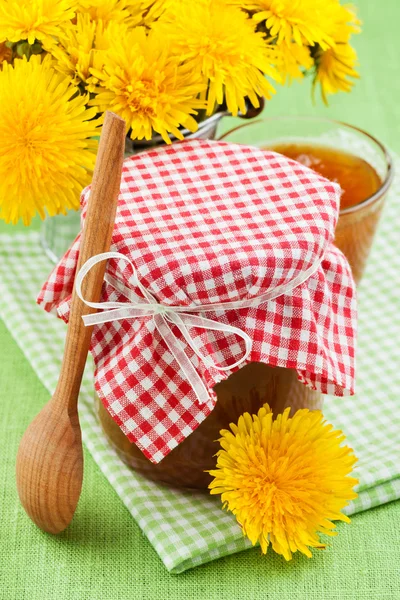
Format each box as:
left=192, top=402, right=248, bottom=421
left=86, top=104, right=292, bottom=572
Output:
left=220, top=117, right=393, bottom=284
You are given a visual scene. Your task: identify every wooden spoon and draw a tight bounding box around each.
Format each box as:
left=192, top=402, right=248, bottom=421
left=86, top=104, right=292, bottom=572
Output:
left=16, top=111, right=126, bottom=534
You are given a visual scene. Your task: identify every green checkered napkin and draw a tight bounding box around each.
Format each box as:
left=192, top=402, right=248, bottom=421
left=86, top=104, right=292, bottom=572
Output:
left=0, top=163, right=399, bottom=574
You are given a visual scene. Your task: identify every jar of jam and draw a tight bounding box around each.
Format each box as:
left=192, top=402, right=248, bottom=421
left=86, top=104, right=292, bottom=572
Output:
left=38, top=139, right=357, bottom=491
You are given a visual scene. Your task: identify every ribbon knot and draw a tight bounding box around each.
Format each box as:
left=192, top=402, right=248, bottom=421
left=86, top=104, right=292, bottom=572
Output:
left=76, top=249, right=324, bottom=405
left=155, top=304, right=170, bottom=316
left=75, top=252, right=253, bottom=405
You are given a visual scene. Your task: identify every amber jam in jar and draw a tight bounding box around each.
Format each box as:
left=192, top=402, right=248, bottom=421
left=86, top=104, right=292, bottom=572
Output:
left=268, top=143, right=384, bottom=284
left=97, top=363, right=322, bottom=489
left=269, top=143, right=382, bottom=211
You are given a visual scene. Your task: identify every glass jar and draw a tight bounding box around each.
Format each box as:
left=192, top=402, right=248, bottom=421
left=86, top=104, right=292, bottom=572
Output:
left=96, top=362, right=322, bottom=489
left=219, top=117, right=393, bottom=284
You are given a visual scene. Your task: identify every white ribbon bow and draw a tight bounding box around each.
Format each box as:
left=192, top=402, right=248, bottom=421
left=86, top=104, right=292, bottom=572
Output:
left=75, top=252, right=252, bottom=404
left=76, top=251, right=323, bottom=405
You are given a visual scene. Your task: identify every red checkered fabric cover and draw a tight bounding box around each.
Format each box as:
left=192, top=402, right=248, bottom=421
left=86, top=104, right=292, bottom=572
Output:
left=38, top=139, right=357, bottom=464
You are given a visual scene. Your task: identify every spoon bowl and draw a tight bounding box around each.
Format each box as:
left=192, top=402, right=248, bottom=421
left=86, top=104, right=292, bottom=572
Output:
left=16, top=400, right=83, bottom=534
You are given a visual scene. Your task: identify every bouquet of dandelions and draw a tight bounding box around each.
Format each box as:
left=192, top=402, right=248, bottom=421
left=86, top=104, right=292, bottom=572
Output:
left=0, top=0, right=360, bottom=225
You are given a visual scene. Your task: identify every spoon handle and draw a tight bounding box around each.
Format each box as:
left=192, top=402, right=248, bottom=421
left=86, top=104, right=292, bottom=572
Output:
left=54, top=111, right=126, bottom=411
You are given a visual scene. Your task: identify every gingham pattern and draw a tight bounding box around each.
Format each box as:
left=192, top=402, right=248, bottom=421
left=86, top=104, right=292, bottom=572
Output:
left=37, top=140, right=356, bottom=463
left=0, top=153, right=399, bottom=571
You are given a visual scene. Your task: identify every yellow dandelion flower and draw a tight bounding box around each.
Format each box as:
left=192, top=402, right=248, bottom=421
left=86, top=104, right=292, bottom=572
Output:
left=313, top=42, right=359, bottom=104
left=89, top=27, right=206, bottom=143
left=75, top=0, right=143, bottom=27
left=50, top=14, right=98, bottom=85
left=209, top=404, right=358, bottom=561
left=235, top=0, right=335, bottom=49
left=156, top=0, right=278, bottom=116
left=0, top=0, right=75, bottom=47
left=313, top=3, right=360, bottom=103
left=49, top=14, right=128, bottom=88
left=0, top=56, right=101, bottom=225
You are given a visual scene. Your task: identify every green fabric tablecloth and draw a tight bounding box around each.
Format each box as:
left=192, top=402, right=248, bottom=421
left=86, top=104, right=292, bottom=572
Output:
left=1, top=1, right=400, bottom=597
